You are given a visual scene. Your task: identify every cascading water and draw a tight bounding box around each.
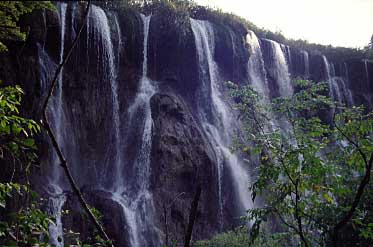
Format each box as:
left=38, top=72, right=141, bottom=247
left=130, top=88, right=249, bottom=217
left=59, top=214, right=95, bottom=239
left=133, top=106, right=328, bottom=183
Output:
left=246, top=30, right=284, bottom=135
left=191, top=19, right=253, bottom=225
left=114, top=14, right=122, bottom=68
left=112, top=14, right=160, bottom=247
left=246, top=30, right=270, bottom=102
left=47, top=3, right=67, bottom=246
left=301, top=50, right=310, bottom=77
left=282, top=45, right=292, bottom=72
left=323, top=55, right=353, bottom=106
left=33, top=3, right=369, bottom=245
left=47, top=4, right=125, bottom=245
left=262, top=39, right=293, bottom=97
left=88, top=5, right=122, bottom=188
left=86, top=5, right=158, bottom=247
left=48, top=186, right=66, bottom=247
left=365, top=60, right=370, bottom=89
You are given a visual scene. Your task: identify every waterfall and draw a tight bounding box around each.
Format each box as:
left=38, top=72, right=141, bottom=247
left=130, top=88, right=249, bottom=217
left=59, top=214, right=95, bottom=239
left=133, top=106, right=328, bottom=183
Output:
left=55, top=3, right=66, bottom=158
left=114, top=15, right=122, bottom=65
left=330, top=63, right=343, bottom=103
left=46, top=4, right=125, bottom=245
left=262, top=39, right=293, bottom=97
left=111, top=14, right=160, bottom=247
left=38, top=42, right=66, bottom=247
left=343, top=62, right=349, bottom=83
left=284, top=45, right=292, bottom=72
left=191, top=19, right=253, bottom=225
left=126, top=15, right=155, bottom=194
left=322, top=55, right=332, bottom=80
left=47, top=4, right=67, bottom=246
left=365, top=60, right=370, bottom=89
left=246, top=30, right=270, bottom=102
left=87, top=6, right=122, bottom=185
left=87, top=6, right=159, bottom=247
left=49, top=3, right=67, bottom=186
left=323, top=56, right=353, bottom=106
left=34, top=3, right=368, bottom=245
left=323, top=55, right=339, bottom=102
left=301, top=50, right=310, bottom=77
left=48, top=186, right=66, bottom=247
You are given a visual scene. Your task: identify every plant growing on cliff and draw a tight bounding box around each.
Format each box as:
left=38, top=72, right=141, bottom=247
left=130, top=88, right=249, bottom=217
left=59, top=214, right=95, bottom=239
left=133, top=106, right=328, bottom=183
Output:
left=0, top=84, right=40, bottom=164
left=0, top=83, right=54, bottom=246
left=0, top=1, right=54, bottom=52
left=228, top=80, right=373, bottom=246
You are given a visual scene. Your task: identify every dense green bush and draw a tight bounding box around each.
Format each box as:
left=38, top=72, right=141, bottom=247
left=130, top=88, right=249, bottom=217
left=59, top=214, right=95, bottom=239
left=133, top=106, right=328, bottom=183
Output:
left=227, top=79, right=373, bottom=246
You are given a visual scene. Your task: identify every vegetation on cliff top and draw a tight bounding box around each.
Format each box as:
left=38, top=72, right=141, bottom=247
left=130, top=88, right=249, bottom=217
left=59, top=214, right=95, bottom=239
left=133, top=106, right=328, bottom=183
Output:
left=97, top=0, right=372, bottom=62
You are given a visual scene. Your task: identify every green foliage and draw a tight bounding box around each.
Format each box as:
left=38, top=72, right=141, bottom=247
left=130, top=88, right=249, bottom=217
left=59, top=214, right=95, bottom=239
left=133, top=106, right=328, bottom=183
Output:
left=0, top=182, right=25, bottom=209
left=162, top=239, right=178, bottom=247
left=195, top=226, right=292, bottom=247
left=363, top=34, right=373, bottom=59
left=72, top=206, right=113, bottom=247
left=0, top=84, right=97, bottom=246
left=195, top=227, right=250, bottom=247
left=0, top=1, right=54, bottom=51
left=0, top=84, right=53, bottom=246
left=0, top=183, right=52, bottom=246
left=230, top=79, right=373, bottom=246
left=0, top=83, right=40, bottom=165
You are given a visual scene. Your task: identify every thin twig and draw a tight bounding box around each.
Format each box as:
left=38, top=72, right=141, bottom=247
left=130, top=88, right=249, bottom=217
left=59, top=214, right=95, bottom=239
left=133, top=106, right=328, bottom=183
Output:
left=294, top=179, right=309, bottom=247
left=334, top=123, right=368, bottom=166
left=40, top=1, right=112, bottom=245
left=272, top=208, right=298, bottom=233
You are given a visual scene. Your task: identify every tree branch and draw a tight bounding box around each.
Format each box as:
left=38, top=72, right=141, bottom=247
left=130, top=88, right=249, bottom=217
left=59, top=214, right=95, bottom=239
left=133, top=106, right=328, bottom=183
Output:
left=294, top=179, right=309, bottom=247
left=272, top=208, right=298, bottom=233
left=184, top=184, right=202, bottom=247
left=332, top=113, right=373, bottom=242
left=333, top=152, right=373, bottom=238
left=40, top=1, right=112, bottom=245
left=334, top=123, right=368, bottom=166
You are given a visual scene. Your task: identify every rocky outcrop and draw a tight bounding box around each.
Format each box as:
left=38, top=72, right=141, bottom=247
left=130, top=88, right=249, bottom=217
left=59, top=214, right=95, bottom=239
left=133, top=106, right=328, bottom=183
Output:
left=62, top=188, right=130, bottom=246
left=150, top=93, right=221, bottom=243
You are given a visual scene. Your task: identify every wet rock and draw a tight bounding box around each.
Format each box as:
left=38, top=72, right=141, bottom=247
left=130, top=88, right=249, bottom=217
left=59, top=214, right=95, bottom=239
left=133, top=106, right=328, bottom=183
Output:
left=62, top=188, right=130, bottom=246
left=150, top=93, right=221, bottom=243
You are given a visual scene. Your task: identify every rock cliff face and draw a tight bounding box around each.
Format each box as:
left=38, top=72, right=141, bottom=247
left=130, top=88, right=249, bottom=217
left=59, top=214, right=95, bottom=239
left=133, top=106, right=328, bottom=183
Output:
left=0, top=2, right=372, bottom=246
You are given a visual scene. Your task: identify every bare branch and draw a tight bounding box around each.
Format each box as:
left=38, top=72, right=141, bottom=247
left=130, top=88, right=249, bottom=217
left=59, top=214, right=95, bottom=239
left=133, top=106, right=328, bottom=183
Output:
left=184, top=184, right=202, bottom=247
